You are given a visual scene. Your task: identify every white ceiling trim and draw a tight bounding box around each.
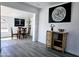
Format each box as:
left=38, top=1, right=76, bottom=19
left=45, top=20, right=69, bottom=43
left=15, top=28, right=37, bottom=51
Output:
left=25, top=2, right=64, bottom=8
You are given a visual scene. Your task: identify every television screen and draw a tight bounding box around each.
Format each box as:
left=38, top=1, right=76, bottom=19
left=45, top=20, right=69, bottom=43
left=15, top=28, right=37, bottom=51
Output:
left=14, top=18, right=25, bottom=27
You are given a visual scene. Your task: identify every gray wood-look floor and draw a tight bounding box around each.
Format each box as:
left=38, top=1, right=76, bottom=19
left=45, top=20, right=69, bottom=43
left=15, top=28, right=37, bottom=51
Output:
left=0, top=37, right=78, bottom=57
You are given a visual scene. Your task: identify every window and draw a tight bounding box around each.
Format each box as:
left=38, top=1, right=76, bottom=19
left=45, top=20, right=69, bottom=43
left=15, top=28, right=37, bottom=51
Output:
left=1, top=17, right=8, bottom=32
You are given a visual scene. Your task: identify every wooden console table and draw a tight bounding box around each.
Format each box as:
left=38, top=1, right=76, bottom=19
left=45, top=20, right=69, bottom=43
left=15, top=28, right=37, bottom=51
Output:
left=46, top=31, right=68, bottom=52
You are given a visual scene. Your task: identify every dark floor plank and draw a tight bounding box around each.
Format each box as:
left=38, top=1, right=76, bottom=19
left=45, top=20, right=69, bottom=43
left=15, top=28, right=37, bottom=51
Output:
left=17, top=44, right=45, bottom=57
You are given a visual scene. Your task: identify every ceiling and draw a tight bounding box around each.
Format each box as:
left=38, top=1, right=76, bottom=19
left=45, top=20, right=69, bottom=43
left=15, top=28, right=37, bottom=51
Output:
left=1, top=2, right=66, bottom=18
left=25, top=2, right=64, bottom=8
left=1, top=5, right=34, bottom=18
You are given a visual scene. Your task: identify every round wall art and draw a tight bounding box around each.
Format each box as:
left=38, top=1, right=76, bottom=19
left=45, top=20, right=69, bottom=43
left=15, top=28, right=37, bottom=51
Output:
left=52, top=6, right=66, bottom=22
left=49, top=2, right=71, bottom=23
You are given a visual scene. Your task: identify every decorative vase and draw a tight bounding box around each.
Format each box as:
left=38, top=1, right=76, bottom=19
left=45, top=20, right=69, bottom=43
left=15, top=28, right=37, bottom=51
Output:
left=50, top=24, right=55, bottom=31
left=51, top=27, right=53, bottom=31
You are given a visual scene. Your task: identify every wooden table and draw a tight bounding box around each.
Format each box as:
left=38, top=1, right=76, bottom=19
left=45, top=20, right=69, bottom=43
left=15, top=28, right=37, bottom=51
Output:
left=17, top=27, right=27, bottom=39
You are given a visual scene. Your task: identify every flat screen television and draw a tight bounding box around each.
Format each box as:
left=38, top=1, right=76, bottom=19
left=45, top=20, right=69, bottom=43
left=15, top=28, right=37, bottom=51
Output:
left=14, top=18, right=25, bottom=27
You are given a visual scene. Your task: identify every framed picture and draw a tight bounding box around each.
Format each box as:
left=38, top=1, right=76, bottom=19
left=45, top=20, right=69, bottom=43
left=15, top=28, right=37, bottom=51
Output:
left=49, top=2, right=72, bottom=23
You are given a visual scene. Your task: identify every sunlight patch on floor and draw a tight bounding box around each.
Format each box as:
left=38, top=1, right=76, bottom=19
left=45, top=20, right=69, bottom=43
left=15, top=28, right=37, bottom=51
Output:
left=1, top=37, right=17, bottom=41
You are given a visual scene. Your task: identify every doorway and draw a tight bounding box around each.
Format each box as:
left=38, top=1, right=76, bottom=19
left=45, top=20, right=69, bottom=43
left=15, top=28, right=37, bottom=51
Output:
left=1, top=5, right=36, bottom=48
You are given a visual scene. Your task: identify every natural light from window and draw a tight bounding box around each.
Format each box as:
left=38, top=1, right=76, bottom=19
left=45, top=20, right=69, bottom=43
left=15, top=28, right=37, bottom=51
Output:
left=1, top=17, right=8, bottom=32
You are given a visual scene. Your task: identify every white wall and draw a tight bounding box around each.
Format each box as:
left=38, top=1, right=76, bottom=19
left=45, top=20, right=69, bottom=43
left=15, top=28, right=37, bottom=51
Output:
left=38, top=2, right=79, bottom=56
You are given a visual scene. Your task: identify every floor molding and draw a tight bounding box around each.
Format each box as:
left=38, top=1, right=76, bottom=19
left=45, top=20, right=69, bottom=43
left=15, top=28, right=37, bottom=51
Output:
left=65, top=51, right=79, bottom=57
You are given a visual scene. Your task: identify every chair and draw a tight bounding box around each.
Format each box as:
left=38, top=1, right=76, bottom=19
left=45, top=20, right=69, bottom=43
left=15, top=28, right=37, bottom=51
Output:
left=21, top=28, right=27, bottom=38
left=27, top=27, right=31, bottom=36
left=11, top=27, right=18, bottom=39
left=17, top=27, right=22, bottom=39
